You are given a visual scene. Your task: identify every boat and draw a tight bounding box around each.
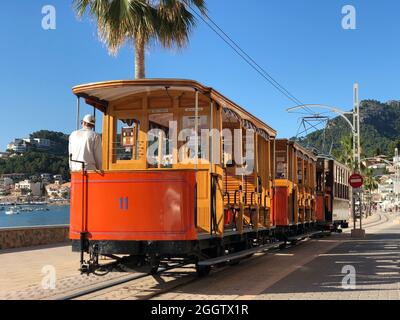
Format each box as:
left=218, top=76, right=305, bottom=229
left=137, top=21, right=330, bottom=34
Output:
left=5, top=208, right=19, bottom=215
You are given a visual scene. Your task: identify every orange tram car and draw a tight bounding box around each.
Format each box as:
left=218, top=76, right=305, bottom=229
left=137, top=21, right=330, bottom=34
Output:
left=69, top=79, right=351, bottom=275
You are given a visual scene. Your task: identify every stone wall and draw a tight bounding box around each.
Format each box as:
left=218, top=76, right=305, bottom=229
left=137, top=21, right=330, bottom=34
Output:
left=0, top=225, right=70, bottom=250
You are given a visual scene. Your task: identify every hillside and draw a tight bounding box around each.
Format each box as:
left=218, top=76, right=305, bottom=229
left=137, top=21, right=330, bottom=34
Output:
left=297, top=100, right=400, bottom=158
left=0, top=131, right=70, bottom=179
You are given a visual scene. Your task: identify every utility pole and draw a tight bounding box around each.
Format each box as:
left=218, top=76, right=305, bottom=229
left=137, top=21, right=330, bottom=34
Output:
left=351, top=83, right=365, bottom=238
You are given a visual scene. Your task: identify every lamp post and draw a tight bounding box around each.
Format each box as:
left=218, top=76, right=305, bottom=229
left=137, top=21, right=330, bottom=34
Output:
left=287, top=83, right=365, bottom=238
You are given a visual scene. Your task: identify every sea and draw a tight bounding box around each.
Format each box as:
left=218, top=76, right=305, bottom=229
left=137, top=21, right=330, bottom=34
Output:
left=0, top=205, right=70, bottom=229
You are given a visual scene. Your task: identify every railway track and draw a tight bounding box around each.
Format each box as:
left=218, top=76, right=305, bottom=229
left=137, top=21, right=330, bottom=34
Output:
left=352, top=212, right=390, bottom=229
left=54, top=260, right=192, bottom=300
left=51, top=214, right=393, bottom=300
left=56, top=241, right=307, bottom=300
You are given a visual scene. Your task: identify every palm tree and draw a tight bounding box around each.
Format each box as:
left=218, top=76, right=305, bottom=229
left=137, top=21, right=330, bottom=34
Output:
left=72, top=0, right=207, bottom=79
left=333, top=134, right=354, bottom=169
left=362, top=167, right=379, bottom=216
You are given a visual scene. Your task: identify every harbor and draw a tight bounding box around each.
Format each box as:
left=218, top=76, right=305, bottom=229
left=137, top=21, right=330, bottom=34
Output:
left=0, top=205, right=69, bottom=228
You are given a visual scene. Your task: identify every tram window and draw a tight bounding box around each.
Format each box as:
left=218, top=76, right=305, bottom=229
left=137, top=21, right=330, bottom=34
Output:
left=114, top=118, right=141, bottom=161
left=181, top=115, right=208, bottom=160
left=222, top=135, right=233, bottom=167
left=297, top=159, right=303, bottom=185
left=317, top=171, right=324, bottom=192
left=276, top=155, right=287, bottom=179
left=304, top=163, right=308, bottom=185
left=148, top=113, right=174, bottom=168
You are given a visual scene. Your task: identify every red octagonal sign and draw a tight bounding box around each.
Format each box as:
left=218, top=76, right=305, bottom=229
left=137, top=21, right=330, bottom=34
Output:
left=349, top=173, right=364, bottom=188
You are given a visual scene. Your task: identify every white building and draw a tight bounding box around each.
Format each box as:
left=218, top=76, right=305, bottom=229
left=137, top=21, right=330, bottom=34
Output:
left=394, top=148, right=400, bottom=194
left=7, top=137, right=52, bottom=153
left=15, top=180, right=43, bottom=197
left=7, top=139, right=28, bottom=153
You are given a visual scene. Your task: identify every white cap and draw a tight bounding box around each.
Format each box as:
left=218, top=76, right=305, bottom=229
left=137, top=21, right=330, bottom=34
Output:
left=82, top=114, right=96, bottom=126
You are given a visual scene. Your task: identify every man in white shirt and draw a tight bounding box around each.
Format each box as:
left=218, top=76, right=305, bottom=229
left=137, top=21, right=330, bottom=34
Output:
left=69, top=114, right=102, bottom=172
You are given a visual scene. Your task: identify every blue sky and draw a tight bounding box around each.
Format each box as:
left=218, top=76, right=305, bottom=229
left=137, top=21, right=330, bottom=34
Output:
left=0, top=0, right=399, bottom=151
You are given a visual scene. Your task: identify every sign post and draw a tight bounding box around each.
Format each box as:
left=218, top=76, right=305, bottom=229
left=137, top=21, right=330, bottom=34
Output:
left=349, top=173, right=365, bottom=238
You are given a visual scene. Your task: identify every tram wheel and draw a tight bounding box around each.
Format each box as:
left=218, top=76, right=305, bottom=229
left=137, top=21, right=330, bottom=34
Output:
left=196, top=264, right=211, bottom=277
left=279, top=242, right=287, bottom=250
left=149, top=257, right=160, bottom=275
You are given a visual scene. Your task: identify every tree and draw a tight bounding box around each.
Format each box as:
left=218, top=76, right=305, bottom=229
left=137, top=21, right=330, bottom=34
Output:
left=73, top=0, right=207, bottom=79
left=333, top=134, right=354, bottom=169
left=362, top=167, right=379, bottom=217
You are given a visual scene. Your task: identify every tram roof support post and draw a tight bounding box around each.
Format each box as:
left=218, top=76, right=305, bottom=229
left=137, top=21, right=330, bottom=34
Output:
left=76, top=97, right=81, bottom=130
left=195, top=89, right=199, bottom=168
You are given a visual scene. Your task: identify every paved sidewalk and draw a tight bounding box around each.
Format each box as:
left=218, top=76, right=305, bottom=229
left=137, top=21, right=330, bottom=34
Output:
left=0, top=243, right=79, bottom=294
left=155, top=213, right=400, bottom=300
left=258, top=221, right=400, bottom=300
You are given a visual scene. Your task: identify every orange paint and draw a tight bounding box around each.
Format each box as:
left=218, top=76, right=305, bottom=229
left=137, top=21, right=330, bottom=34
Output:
left=70, top=170, right=198, bottom=241
left=274, top=186, right=289, bottom=226
left=316, top=195, right=324, bottom=222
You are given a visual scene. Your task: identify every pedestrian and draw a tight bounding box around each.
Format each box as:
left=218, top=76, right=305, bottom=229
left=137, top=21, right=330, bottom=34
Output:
left=69, top=114, right=102, bottom=172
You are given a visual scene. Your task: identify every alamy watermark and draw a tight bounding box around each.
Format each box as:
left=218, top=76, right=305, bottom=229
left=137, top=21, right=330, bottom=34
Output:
left=41, top=265, right=57, bottom=290
left=42, top=5, right=56, bottom=30
left=341, top=265, right=356, bottom=290
left=144, top=122, right=255, bottom=175
left=342, top=5, right=357, bottom=30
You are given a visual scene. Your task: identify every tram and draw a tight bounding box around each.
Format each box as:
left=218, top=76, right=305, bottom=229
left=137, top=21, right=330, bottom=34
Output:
left=273, top=139, right=317, bottom=238
left=69, top=79, right=351, bottom=275
left=70, top=79, right=277, bottom=275
left=316, top=156, right=351, bottom=231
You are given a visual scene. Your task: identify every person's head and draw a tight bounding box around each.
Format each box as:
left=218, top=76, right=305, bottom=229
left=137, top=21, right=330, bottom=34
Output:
left=82, top=114, right=96, bottom=130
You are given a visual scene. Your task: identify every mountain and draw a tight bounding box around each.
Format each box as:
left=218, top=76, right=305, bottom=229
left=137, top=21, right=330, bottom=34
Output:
left=296, top=100, right=400, bottom=158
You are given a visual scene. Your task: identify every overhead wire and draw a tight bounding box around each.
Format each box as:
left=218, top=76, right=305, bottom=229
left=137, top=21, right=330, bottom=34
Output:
left=186, top=4, right=316, bottom=114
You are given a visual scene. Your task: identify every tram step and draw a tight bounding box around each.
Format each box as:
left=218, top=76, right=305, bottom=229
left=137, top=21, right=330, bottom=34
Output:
left=197, top=241, right=285, bottom=267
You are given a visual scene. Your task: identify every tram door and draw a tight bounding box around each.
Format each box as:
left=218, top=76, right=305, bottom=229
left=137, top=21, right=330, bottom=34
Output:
left=291, top=188, right=296, bottom=224
left=325, top=195, right=332, bottom=222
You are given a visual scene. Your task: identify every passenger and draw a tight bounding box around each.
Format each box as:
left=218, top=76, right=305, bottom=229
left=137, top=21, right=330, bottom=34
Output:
left=69, top=114, right=102, bottom=172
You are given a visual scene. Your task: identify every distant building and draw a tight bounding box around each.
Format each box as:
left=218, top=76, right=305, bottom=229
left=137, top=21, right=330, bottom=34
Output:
left=40, top=173, right=53, bottom=183
left=46, top=183, right=70, bottom=200
left=394, top=148, right=400, bottom=195
left=33, top=138, right=51, bottom=150
left=0, top=152, right=10, bottom=159
left=7, top=137, right=52, bottom=153
left=0, top=187, right=10, bottom=196
left=7, top=139, right=28, bottom=153
left=0, top=177, right=14, bottom=187
left=15, top=180, right=43, bottom=197
left=0, top=177, right=13, bottom=196
left=53, top=175, right=63, bottom=185
left=1, top=173, right=26, bottom=182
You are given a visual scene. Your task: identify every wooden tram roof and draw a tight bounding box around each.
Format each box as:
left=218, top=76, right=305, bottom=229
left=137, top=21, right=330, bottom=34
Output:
left=276, top=139, right=318, bottom=161
left=72, top=79, right=277, bottom=138
left=317, top=155, right=351, bottom=172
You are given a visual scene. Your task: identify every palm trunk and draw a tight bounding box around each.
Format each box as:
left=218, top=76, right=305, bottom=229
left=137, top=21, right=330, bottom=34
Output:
left=135, top=37, right=145, bottom=79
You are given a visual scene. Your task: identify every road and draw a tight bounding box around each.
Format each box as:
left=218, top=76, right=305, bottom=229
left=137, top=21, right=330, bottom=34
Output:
left=1, top=212, right=399, bottom=300
left=154, top=213, right=400, bottom=300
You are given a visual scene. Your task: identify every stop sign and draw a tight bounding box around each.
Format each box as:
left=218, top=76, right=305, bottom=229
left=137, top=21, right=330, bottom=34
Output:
left=349, top=173, right=364, bottom=188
